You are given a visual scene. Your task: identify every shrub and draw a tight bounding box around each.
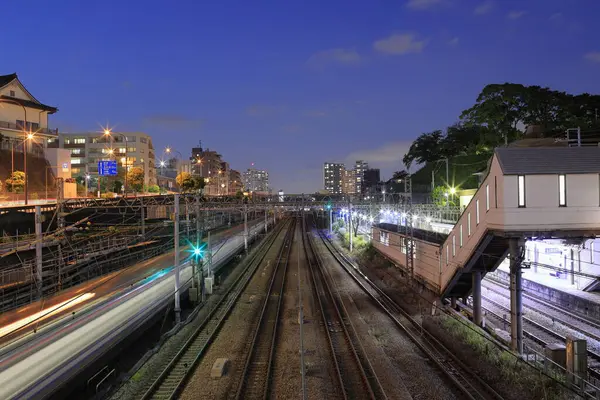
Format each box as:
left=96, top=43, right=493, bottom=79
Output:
left=147, top=184, right=160, bottom=193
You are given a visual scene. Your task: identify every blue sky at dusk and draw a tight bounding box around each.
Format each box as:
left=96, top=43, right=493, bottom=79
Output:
left=4, top=0, right=600, bottom=193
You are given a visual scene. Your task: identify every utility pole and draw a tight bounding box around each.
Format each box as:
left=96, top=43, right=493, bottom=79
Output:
left=264, top=207, right=268, bottom=234
left=329, top=207, right=333, bottom=234
left=174, top=194, right=181, bottom=325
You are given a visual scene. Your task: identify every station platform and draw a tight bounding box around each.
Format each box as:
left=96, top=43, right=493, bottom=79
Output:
left=491, top=263, right=600, bottom=320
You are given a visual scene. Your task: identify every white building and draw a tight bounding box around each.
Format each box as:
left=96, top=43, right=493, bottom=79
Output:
left=243, top=167, right=269, bottom=193
left=0, top=73, right=58, bottom=154
left=323, top=162, right=344, bottom=194
left=59, top=132, right=156, bottom=188
left=372, top=146, right=600, bottom=298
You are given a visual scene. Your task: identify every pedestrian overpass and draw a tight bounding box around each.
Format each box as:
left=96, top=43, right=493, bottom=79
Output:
left=371, top=146, right=600, bottom=352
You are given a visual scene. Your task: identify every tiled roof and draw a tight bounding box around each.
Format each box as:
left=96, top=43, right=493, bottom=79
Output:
left=0, top=73, right=17, bottom=88
left=0, top=95, right=57, bottom=113
left=495, top=147, right=600, bottom=175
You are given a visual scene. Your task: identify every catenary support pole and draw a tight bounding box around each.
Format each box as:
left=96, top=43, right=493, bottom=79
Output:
left=349, top=202, right=353, bottom=252
left=265, top=207, right=268, bottom=233
left=174, top=194, right=181, bottom=324
left=329, top=207, right=333, bottom=234
left=244, top=204, right=248, bottom=252
left=472, top=271, right=482, bottom=326
left=509, top=238, right=523, bottom=354
left=140, top=198, right=145, bottom=238
left=35, top=206, right=43, bottom=299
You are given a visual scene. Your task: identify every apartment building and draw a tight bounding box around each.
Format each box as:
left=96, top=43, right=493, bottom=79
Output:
left=243, top=167, right=269, bottom=193
left=323, top=162, right=344, bottom=194
left=59, top=131, right=156, bottom=187
left=354, top=160, right=368, bottom=193
left=229, top=169, right=243, bottom=195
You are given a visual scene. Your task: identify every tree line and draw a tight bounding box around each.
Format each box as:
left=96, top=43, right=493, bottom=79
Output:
left=402, top=83, right=600, bottom=170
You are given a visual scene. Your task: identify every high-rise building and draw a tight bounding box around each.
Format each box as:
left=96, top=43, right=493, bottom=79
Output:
left=323, top=162, right=344, bottom=194
left=59, top=131, right=156, bottom=187
left=363, top=168, right=381, bottom=193
left=243, top=167, right=269, bottom=193
left=354, top=160, right=368, bottom=193
left=342, top=169, right=356, bottom=194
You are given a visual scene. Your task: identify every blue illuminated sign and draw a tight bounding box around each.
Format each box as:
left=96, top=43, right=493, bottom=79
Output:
left=98, top=160, right=117, bottom=176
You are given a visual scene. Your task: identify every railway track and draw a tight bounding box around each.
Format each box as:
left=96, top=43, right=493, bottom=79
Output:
left=483, top=277, right=600, bottom=342
left=317, top=230, right=503, bottom=400
left=477, top=294, right=600, bottom=380
left=139, top=220, right=290, bottom=400
left=304, top=222, right=385, bottom=399
left=233, top=218, right=296, bottom=399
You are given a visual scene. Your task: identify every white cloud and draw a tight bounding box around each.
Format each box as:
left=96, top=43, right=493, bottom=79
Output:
left=305, top=48, right=361, bottom=70
left=474, top=0, right=494, bottom=15
left=507, top=10, right=527, bottom=20
left=584, top=52, right=600, bottom=64
left=345, top=141, right=413, bottom=167
left=448, top=37, right=459, bottom=46
left=373, top=33, right=427, bottom=55
left=406, top=0, right=445, bottom=10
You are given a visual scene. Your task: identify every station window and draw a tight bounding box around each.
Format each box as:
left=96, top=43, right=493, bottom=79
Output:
left=558, top=175, right=566, bottom=207
left=446, top=245, right=449, bottom=265
left=452, top=235, right=456, bottom=257
left=518, top=175, right=526, bottom=207
left=486, top=184, right=490, bottom=211
left=467, top=212, right=471, bottom=236
left=460, top=224, right=463, bottom=247
left=476, top=199, right=480, bottom=225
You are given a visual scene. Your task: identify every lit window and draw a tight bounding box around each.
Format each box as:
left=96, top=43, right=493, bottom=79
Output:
left=476, top=199, right=480, bottom=225
left=518, top=175, right=525, bottom=207
left=558, top=175, right=566, bottom=207
left=486, top=184, right=490, bottom=211
left=70, top=148, right=81, bottom=155
left=71, top=158, right=82, bottom=165
left=467, top=212, right=471, bottom=236
left=452, top=235, right=456, bottom=256
left=460, top=224, right=463, bottom=247
left=74, top=138, right=86, bottom=144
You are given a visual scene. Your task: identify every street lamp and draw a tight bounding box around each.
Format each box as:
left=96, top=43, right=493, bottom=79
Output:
left=104, top=128, right=129, bottom=195
left=85, top=174, right=91, bottom=197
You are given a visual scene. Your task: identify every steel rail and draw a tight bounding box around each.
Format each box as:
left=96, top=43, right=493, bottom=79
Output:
left=140, top=220, right=289, bottom=400
left=305, top=223, right=383, bottom=400
left=234, top=218, right=296, bottom=399
left=318, top=230, right=503, bottom=400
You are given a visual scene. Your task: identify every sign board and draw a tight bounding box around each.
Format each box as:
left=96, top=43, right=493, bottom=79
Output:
left=61, top=162, right=69, bottom=173
left=98, top=160, right=117, bottom=176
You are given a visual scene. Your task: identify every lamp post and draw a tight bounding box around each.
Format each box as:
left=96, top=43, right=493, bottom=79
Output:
left=104, top=129, right=128, bottom=196
left=0, top=99, right=29, bottom=204
left=165, top=147, right=184, bottom=192
left=85, top=173, right=90, bottom=197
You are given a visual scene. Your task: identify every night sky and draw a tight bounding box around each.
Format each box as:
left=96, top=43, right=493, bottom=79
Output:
left=5, top=0, right=600, bottom=193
